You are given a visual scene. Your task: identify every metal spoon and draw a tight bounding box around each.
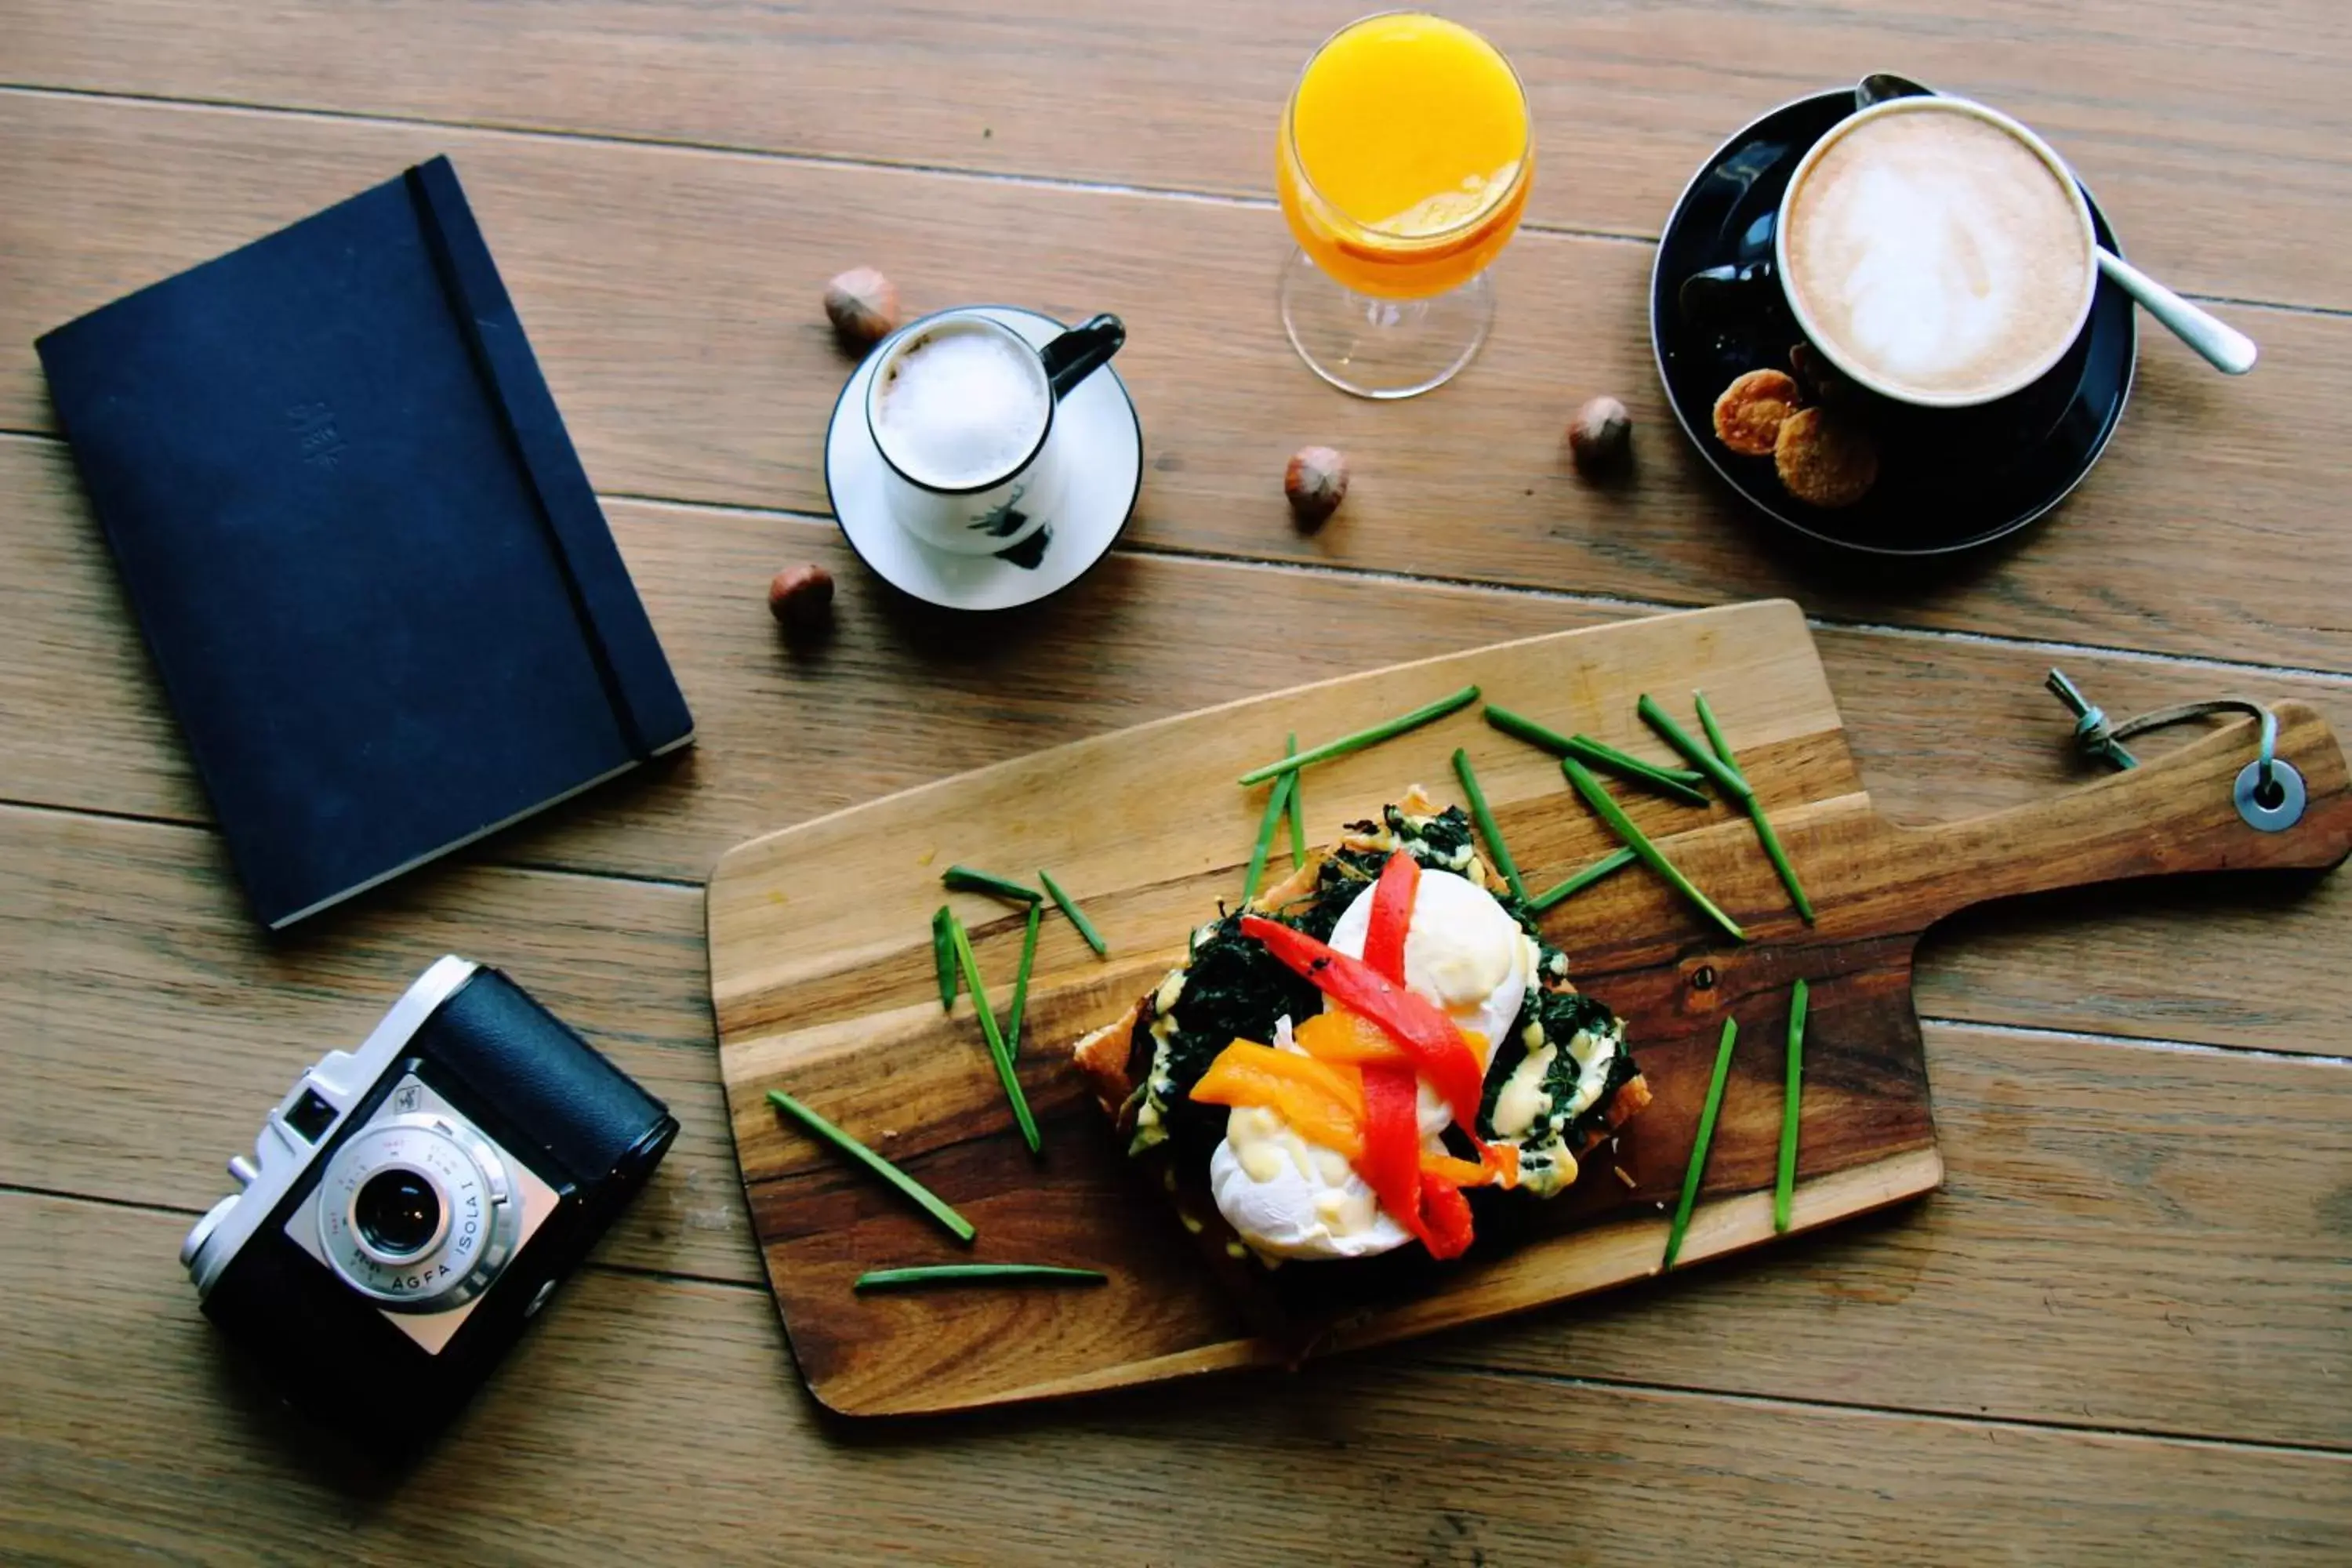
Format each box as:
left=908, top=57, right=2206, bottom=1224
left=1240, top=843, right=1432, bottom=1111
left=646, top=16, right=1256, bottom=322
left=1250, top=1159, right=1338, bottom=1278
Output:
left=1854, top=74, right=2257, bottom=375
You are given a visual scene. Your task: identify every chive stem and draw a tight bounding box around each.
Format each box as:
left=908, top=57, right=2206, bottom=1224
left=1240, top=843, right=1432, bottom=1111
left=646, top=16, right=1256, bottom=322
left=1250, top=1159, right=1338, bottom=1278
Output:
left=1637, top=694, right=1754, bottom=804
left=1664, top=1015, right=1740, bottom=1269
left=1037, top=868, right=1108, bottom=957
left=1451, top=748, right=1528, bottom=902
left=1240, top=768, right=1295, bottom=907
left=942, top=865, right=1042, bottom=904
left=766, top=1089, right=976, bottom=1244
left=1483, top=705, right=1709, bottom=805
left=1525, top=847, right=1639, bottom=913
left=1693, top=689, right=1816, bottom=924
left=1775, top=978, right=1809, bottom=1235
left=1560, top=757, right=1746, bottom=942
left=854, top=1264, right=1107, bottom=1292
left=1236, top=685, right=1480, bottom=785
left=946, top=912, right=1043, bottom=1154
left=1004, top=898, right=1043, bottom=1061
left=930, top=906, right=958, bottom=1011
left=1283, top=732, right=1308, bottom=868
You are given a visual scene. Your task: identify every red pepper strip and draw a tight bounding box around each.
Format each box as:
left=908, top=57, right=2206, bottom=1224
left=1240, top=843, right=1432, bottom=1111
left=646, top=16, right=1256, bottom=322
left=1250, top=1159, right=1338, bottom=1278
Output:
left=1240, top=916, right=1486, bottom=1133
left=1417, top=1171, right=1475, bottom=1260
left=1363, top=849, right=1417, bottom=983
left=1356, top=1062, right=1428, bottom=1252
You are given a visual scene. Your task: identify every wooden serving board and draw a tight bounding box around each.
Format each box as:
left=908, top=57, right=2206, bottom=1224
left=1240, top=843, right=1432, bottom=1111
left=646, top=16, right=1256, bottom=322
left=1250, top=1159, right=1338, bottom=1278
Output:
left=707, top=601, right=2351, bottom=1416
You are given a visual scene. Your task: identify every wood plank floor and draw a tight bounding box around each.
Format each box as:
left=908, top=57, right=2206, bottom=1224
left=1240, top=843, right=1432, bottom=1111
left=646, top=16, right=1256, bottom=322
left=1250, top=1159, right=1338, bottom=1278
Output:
left=2, top=2, right=2347, bottom=1561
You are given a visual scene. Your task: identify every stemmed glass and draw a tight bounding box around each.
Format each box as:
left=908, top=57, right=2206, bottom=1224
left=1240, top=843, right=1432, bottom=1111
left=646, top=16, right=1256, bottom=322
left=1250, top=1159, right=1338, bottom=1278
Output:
left=1276, top=13, right=1534, bottom=399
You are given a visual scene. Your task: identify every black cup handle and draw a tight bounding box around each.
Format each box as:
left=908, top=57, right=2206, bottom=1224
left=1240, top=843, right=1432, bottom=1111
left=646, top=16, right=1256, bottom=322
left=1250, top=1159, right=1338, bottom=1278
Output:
left=1040, top=313, right=1126, bottom=401
left=1679, top=260, right=1781, bottom=330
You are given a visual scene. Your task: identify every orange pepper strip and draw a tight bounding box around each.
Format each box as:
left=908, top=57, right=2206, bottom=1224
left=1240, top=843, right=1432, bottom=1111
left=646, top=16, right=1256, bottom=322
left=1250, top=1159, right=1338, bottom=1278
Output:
left=1419, top=1152, right=1490, bottom=1187
left=1294, top=1009, right=1415, bottom=1068
left=1421, top=1140, right=1520, bottom=1192
left=1299, top=1011, right=1490, bottom=1071
left=1189, top=1040, right=1364, bottom=1158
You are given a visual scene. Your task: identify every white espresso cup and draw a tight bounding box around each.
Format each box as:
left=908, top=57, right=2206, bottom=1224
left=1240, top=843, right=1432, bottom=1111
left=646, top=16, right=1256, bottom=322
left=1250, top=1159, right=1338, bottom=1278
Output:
left=1773, top=96, right=2099, bottom=408
left=862, top=308, right=1125, bottom=555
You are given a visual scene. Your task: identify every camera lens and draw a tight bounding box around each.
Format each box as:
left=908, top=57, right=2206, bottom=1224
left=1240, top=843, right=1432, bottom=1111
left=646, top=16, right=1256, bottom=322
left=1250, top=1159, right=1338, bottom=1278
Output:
left=353, top=1168, right=442, bottom=1258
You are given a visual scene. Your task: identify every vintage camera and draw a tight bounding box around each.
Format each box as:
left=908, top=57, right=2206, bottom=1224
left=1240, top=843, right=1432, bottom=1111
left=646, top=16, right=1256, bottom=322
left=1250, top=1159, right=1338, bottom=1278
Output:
left=181, top=956, right=678, bottom=1452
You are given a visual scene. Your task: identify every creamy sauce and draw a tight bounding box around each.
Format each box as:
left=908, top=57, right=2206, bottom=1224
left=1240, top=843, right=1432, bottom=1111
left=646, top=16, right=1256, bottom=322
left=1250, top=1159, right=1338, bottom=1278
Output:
left=1490, top=1042, right=1555, bottom=1139
left=1210, top=1100, right=1401, bottom=1258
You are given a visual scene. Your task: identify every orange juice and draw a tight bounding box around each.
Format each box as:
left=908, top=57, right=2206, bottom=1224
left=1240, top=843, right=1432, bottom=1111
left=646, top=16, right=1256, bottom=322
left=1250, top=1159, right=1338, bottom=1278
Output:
left=1278, top=13, right=1532, bottom=299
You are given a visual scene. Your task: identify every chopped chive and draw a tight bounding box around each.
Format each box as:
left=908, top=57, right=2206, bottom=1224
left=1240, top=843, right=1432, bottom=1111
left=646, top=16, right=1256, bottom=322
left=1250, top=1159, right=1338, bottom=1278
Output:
left=766, top=1089, right=976, bottom=1244
left=1526, top=846, right=1639, bottom=913
left=1694, top=690, right=1816, bottom=924
left=1563, top=735, right=1711, bottom=805
left=1037, top=868, right=1108, bottom=957
left=946, top=912, right=1043, bottom=1155
left=930, top=906, right=958, bottom=1011
left=1561, top=757, right=1746, bottom=942
left=1284, top=732, right=1308, bottom=868
left=1483, top=705, right=1709, bottom=805
left=855, top=1264, right=1107, bottom=1293
left=1236, top=685, right=1480, bottom=785
left=942, top=865, right=1041, bottom=903
left=1240, top=769, right=1296, bottom=907
left=1664, top=1015, right=1740, bottom=1269
left=1637, top=694, right=1753, bottom=804
left=1004, top=898, right=1043, bottom=1059
left=1775, top=978, right=1809, bottom=1234
left=1451, top=748, right=1528, bottom=902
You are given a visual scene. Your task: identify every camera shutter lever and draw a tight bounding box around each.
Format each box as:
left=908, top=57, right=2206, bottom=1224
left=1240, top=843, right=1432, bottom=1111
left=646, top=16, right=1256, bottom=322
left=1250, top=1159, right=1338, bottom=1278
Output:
left=228, top=1155, right=260, bottom=1188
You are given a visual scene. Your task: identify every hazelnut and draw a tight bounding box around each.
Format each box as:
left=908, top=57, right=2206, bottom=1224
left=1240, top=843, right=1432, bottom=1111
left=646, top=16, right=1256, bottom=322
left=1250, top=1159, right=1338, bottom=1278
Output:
left=1284, top=445, right=1349, bottom=528
left=822, top=267, right=899, bottom=351
left=768, top=563, right=835, bottom=634
left=1566, top=395, right=1632, bottom=472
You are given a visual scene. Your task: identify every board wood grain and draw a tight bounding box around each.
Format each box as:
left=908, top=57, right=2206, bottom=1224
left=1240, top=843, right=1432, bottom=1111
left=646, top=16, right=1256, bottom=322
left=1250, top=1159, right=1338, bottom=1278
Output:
left=5, top=436, right=2348, bottom=1060
left=707, top=603, right=2352, bottom=1414
left=11, top=800, right=2350, bottom=1445
left=5, top=96, right=2351, bottom=674
left=8, top=0, right=2347, bottom=313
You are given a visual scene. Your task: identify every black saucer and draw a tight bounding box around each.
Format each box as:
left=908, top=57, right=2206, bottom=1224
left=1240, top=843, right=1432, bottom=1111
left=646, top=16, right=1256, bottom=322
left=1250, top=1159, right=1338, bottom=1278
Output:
left=1649, top=90, right=2136, bottom=556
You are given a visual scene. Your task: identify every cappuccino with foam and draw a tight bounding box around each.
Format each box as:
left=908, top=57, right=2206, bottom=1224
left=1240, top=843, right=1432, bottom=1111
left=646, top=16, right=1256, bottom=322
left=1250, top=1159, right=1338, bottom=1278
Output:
left=873, top=323, right=1051, bottom=490
left=1780, top=100, right=2094, bottom=406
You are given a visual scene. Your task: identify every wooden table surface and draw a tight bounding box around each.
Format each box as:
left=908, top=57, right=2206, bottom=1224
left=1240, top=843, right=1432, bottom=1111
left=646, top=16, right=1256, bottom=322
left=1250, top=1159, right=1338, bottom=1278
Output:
left=4, top=2, right=2348, bottom=1562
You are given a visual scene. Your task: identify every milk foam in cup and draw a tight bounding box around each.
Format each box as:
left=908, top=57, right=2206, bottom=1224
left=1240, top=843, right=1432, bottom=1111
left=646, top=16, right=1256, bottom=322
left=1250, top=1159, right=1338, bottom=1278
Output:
left=873, top=325, right=1051, bottom=491
left=1777, top=97, right=2097, bottom=408
left=860, top=307, right=1125, bottom=556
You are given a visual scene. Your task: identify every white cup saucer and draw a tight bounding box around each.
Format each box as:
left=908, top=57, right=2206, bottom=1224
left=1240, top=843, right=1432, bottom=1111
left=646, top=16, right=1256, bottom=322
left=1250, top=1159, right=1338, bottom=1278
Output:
left=824, top=305, right=1142, bottom=612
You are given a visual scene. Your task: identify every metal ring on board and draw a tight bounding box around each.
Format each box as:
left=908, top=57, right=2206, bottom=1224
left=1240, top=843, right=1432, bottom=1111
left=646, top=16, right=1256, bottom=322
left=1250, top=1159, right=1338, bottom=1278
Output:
left=2234, top=757, right=2305, bottom=833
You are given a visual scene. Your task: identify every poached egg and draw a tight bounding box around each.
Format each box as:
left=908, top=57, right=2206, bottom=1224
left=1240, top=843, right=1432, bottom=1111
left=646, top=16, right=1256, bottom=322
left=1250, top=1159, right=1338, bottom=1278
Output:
left=1207, top=870, right=1537, bottom=1260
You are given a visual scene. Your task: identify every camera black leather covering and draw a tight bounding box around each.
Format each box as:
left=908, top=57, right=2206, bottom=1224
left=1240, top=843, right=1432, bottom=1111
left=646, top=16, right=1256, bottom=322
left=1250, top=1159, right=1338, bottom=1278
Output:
left=201, top=967, right=677, bottom=1455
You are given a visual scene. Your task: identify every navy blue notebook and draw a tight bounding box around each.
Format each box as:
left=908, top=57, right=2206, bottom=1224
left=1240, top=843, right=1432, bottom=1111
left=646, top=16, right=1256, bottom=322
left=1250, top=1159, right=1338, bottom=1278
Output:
left=37, top=157, right=694, bottom=928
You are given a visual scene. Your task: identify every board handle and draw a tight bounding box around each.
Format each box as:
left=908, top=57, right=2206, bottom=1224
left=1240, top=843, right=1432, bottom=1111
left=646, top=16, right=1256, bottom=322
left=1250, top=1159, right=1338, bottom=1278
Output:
left=1906, top=700, right=2351, bottom=923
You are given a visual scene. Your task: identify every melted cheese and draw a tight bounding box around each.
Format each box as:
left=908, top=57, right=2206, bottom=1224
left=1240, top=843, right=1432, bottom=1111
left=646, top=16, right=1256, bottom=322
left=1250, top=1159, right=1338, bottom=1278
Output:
left=1490, top=1042, right=1555, bottom=1139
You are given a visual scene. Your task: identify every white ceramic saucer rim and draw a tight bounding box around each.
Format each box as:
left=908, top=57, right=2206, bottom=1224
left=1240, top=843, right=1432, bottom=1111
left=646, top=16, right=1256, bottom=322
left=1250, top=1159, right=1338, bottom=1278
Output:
left=823, top=304, right=1143, bottom=612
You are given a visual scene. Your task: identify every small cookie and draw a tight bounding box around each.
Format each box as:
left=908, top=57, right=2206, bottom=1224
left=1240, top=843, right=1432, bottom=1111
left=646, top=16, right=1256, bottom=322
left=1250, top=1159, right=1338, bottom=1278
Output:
left=1712, top=368, right=1801, bottom=456
left=1773, top=406, right=1878, bottom=508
